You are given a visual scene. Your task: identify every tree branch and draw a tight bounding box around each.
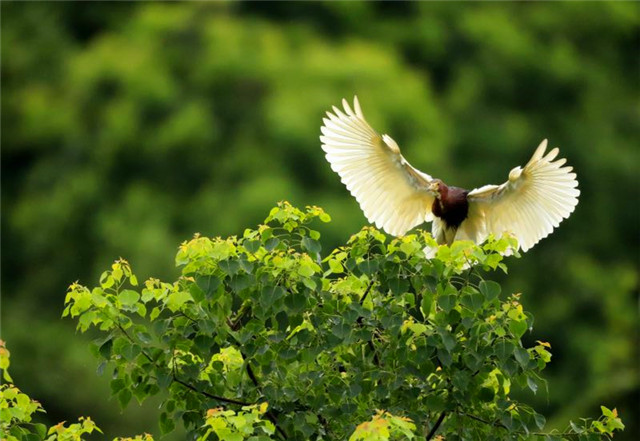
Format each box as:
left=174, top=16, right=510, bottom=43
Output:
left=240, top=352, right=288, bottom=439
left=171, top=375, right=250, bottom=406
left=355, top=278, right=380, bottom=365
left=426, top=411, right=447, bottom=440
left=116, top=322, right=154, bottom=363
left=459, top=412, right=589, bottom=438
left=116, top=317, right=287, bottom=438
left=359, top=278, right=376, bottom=306
left=172, top=361, right=289, bottom=439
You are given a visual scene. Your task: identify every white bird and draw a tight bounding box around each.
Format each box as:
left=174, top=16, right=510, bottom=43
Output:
left=320, top=97, right=580, bottom=252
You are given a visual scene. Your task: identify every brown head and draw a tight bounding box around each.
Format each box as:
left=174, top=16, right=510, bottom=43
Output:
left=429, top=179, right=470, bottom=228
left=428, top=179, right=448, bottom=200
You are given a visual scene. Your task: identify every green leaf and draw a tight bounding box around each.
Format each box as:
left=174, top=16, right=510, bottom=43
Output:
left=421, top=291, right=434, bottom=317
left=479, top=280, right=501, bottom=301
left=285, top=291, right=309, bottom=312
left=196, top=275, right=221, bottom=298
left=319, top=212, right=331, bottom=222
left=495, top=340, right=514, bottom=362
left=424, top=394, right=446, bottom=412
left=534, top=412, right=546, bottom=430
left=328, top=259, right=344, bottom=274
left=78, top=310, right=96, bottom=331
left=302, top=236, right=321, bottom=255
left=570, top=420, right=584, bottom=434
left=238, top=258, right=255, bottom=274
left=229, top=273, right=255, bottom=292
left=514, top=347, right=530, bottom=367
left=110, top=378, right=126, bottom=395
left=244, top=239, right=261, bottom=254
left=219, top=260, right=240, bottom=275
left=33, top=423, right=47, bottom=438
left=150, top=307, right=161, bottom=321
left=302, top=276, right=318, bottom=290
left=160, top=411, right=175, bottom=435
left=298, top=262, right=316, bottom=277
left=439, top=329, right=456, bottom=352
left=437, top=348, right=452, bottom=367
left=461, top=292, right=484, bottom=312
left=99, top=338, right=113, bottom=359
left=509, top=319, right=528, bottom=339
left=118, top=289, right=140, bottom=306
left=166, top=290, right=192, bottom=311
left=118, top=388, right=132, bottom=408
left=388, top=277, right=410, bottom=295
left=264, top=237, right=280, bottom=251
left=438, top=294, right=456, bottom=313
left=600, top=405, right=614, bottom=418
left=136, top=332, right=152, bottom=344
left=527, top=376, right=538, bottom=394
left=136, top=302, right=147, bottom=318
left=463, top=351, right=482, bottom=371
left=260, top=286, right=285, bottom=310
left=157, top=372, right=172, bottom=389
left=91, top=289, right=109, bottom=307
left=357, top=259, right=379, bottom=275
left=332, top=322, right=351, bottom=339
left=122, top=343, right=141, bottom=361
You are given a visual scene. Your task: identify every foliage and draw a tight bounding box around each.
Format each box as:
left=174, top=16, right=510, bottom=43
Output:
left=2, top=2, right=638, bottom=439
left=56, top=203, right=624, bottom=440
left=1, top=340, right=105, bottom=441
left=198, top=404, right=274, bottom=441
left=349, top=411, right=416, bottom=441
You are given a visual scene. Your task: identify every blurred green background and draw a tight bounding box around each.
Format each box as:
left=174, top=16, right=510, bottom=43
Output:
left=2, top=2, right=638, bottom=439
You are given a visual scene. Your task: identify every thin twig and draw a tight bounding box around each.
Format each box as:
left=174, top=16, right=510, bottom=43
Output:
left=171, top=376, right=250, bottom=406
left=116, top=317, right=284, bottom=435
left=367, top=340, right=381, bottom=366
left=459, top=412, right=589, bottom=438
left=359, top=278, right=376, bottom=306
left=354, top=279, right=380, bottom=365
left=230, top=302, right=251, bottom=330
left=426, top=411, right=447, bottom=440
left=245, top=363, right=288, bottom=439
left=117, top=322, right=153, bottom=363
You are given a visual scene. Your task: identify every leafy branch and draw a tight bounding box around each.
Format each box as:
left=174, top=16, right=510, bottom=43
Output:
left=52, top=202, right=624, bottom=441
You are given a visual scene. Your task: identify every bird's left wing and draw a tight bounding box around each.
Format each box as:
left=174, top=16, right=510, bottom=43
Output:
left=467, top=140, right=580, bottom=252
left=320, top=97, right=435, bottom=236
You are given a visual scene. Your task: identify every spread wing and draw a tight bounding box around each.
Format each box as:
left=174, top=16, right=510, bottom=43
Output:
left=467, top=140, right=580, bottom=252
left=320, top=97, right=435, bottom=236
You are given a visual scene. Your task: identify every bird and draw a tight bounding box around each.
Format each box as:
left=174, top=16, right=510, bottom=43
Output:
left=320, top=97, right=580, bottom=252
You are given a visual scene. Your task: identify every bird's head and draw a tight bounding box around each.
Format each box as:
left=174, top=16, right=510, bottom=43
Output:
left=428, top=179, right=446, bottom=199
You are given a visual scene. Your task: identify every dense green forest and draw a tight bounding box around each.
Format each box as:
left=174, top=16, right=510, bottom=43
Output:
left=2, top=2, right=638, bottom=439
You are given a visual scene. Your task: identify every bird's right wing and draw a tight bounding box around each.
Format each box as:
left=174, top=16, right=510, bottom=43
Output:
left=467, top=140, right=580, bottom=252
left=320, top=97, right=436, bottom=236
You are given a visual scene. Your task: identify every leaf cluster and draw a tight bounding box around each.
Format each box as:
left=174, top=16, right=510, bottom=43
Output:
left=1, top=340, right=104, bottom=441
left=56, top=202, right=625, bottom=440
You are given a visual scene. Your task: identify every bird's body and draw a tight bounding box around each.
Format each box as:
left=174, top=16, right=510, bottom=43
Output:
left=431, top=183, right=469, bottom=229
left=320, top=97, right=580, bottom=252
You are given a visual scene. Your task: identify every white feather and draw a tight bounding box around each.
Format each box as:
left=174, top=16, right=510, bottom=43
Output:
left=320, top=96, right=435, bottom=236
left=467, top=139, right=580, bottom=252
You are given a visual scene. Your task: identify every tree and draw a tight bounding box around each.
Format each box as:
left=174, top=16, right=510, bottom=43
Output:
left=3, top=203, right=623, bottom=440
left=3, top=3, right=637, bottom=436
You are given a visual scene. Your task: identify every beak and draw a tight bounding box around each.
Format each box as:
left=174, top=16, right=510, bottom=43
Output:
left=427, top=181, right=439, bottom=196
